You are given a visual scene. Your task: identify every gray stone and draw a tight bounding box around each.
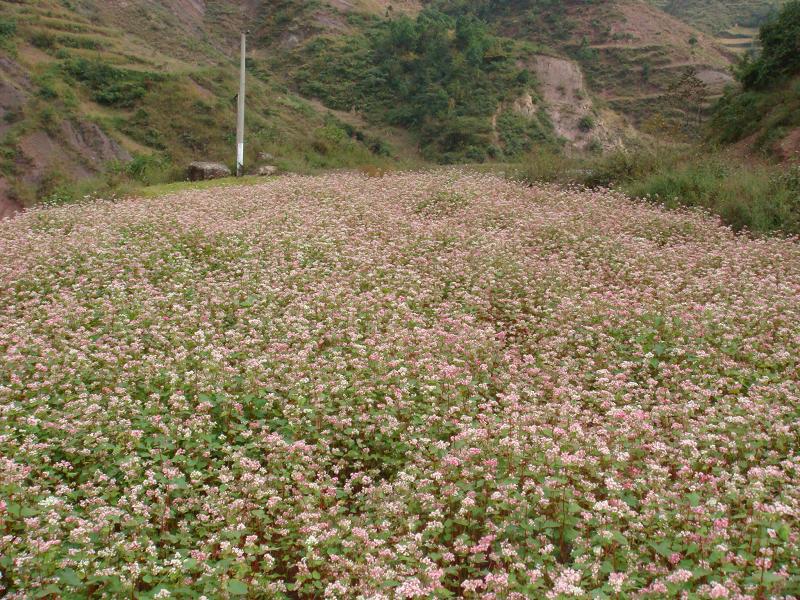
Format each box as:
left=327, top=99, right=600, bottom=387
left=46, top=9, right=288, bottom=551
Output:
left=187, top=161, right=231, bottom=181
left=256, top=165, right=278, bottom=176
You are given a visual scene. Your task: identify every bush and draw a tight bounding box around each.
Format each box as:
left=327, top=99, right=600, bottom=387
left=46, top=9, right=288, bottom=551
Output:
left=624, top=155, right=800, bottom=234
left=582, top=146, right=671, bottom=187
left=0, top=17, right=16, bottom=40
left=125, top=153, right=172, bottom=185
left=30, top=31, right=56, bottom=50
left=739, top=0, right=800, bottom=89
left=63, top=58, right=158, bottom=108
left=515, top=150, right=578, bottom=184
left=516, top=146, right=799, bottom=234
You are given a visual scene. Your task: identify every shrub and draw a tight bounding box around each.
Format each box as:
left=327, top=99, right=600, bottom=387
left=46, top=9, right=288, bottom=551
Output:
left=63, top=58, right=158, bottom=108
left=126, top=153, right=172, bottom=185
left=30, top=31, right=56, bottom=50
left=582, top=146, right=670, bottom=187
left=0, top=17, right=16, bottom=40
left=624, top=155, right=800, bottom=234
left=515, top=150, right=578, bottom=184
left=740, top=0, right=800, bottom=89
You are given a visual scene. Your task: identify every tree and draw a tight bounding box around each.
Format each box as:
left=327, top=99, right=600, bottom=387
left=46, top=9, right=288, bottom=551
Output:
left=664, top=67, right=710, bottom=131
left=740, top=0, right=800, bottom=89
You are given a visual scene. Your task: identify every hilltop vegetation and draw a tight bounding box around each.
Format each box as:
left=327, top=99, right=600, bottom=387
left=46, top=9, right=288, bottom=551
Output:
left=293, top=8, right=558, bottom=162
left=710, top=0, right=800, bottom=157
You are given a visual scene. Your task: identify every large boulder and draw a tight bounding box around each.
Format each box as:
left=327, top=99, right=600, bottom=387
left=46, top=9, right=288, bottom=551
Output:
left=187, top=161, right=231, bottom=181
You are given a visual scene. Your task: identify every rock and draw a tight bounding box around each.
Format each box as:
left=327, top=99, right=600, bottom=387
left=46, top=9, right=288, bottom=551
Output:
left=512, top=93, right=537, bottom=119
left=187, top=161, right=231, bottom=181
left=60, top=120, right=131, bottom=167
left=256, top=165, right=278, bottom=176
left=257, top=152, right=274, bottom=162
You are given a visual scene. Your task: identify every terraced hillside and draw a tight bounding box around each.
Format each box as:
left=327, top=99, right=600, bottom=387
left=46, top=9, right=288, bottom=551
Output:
left=475, top=0, right=736, bottom=130
left=648, top=0, right=784, bottom=33
left=715, top=25, right=760, bottom=55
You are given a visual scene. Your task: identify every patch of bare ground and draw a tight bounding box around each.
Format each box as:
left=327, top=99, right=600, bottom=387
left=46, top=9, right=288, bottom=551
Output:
left=531, top=55, right=633, bottom=150
left=0, top=179, right=23, bottom=220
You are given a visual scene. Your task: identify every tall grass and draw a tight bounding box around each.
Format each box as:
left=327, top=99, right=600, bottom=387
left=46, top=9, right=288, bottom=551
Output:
left=516, top=147, right=800, bottom=235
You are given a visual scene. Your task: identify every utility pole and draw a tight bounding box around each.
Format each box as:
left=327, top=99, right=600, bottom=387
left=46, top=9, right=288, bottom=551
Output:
left=236, top=31, right=246, bottom=177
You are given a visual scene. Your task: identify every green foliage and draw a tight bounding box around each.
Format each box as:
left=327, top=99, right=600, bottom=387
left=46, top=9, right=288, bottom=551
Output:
left=30, top=31, right=56, bottom=50
left=125, top=153, right=173, bottom=185
left=578, top=115, right=595, bottom=132
left=295, top=9, right=549, bottom=162
left=0, top=17, right=16, bottom=40
left=710, top=88, right=764, bottom=144
left=516, top=146, right=800, bottom=235
left=626, top=154, right=800, bottom=234
left=740, top=0, right=800, bottom=89
left=63, top=58, right=159, bottom=108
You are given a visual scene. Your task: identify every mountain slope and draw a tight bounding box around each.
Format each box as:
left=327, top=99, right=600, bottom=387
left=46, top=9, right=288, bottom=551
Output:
left=455, top=0, right=735, bottom=128
left=0, top=0, right=735, bottom=212
left=0, top=0, right=419, bottom=212
left=648, top=0, right=784, bottom=33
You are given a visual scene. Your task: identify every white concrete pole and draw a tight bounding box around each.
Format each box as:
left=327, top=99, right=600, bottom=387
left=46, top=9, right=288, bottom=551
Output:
left=236, top=32, right=246, bottom=177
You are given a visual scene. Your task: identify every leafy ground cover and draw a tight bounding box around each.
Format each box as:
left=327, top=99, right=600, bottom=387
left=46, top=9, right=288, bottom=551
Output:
left=1, top=173, right=799, bottom=598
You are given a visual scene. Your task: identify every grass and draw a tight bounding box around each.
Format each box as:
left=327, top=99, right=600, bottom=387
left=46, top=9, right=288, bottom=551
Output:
left=514, top=146, right=800, bottom=235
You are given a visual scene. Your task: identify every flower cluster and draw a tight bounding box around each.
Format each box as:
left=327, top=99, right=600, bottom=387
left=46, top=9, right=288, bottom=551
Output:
left=1, top=172, right=799, bottom=598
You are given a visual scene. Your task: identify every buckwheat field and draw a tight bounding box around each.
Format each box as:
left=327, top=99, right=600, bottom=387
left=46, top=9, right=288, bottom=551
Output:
left=1, top=173, right=799, bottom=599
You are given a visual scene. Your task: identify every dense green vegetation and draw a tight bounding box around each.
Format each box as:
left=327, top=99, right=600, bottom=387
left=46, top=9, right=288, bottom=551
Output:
left=709, top=1, right=800, bottom=151
left=739, top=0, right=800, bottom=89
left=515, top=147, right=800, bottom=235
left=295, top=9, right=557, bottom=162
left=63, top=59, right=160, bottom=108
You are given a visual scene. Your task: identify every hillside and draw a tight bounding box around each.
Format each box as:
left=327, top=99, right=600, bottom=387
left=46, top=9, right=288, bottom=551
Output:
left=648, top=0, right=783, bottom=33
left=2, top=171, right=800, bottom=597
left=480, top=0, right=735, bottom=130
left=646, top=0, right=785, bottom=58
left=0, top=0, right=736, bottom=212
left=0, top=0, right=421, bottom=214
left=269, top=0, right=735, bottom=143
left=708, top=0, right=800, bottom=161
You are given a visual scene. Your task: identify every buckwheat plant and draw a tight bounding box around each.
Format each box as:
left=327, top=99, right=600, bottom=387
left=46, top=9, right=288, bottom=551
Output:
left=1, top=172, right=799, bottom=599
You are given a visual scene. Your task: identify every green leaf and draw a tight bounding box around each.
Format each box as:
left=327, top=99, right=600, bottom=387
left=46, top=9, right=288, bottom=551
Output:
left=227, top=580, right=248, bottom=596
left=34, top=584, right=62, bottom=597
left=778, top=524, right=790, bottom=542
left=762, top=572, right=783, bottom=584
left=56, top=568, right=82, bottom=587
left=651, top=541, right=673, bottom=558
